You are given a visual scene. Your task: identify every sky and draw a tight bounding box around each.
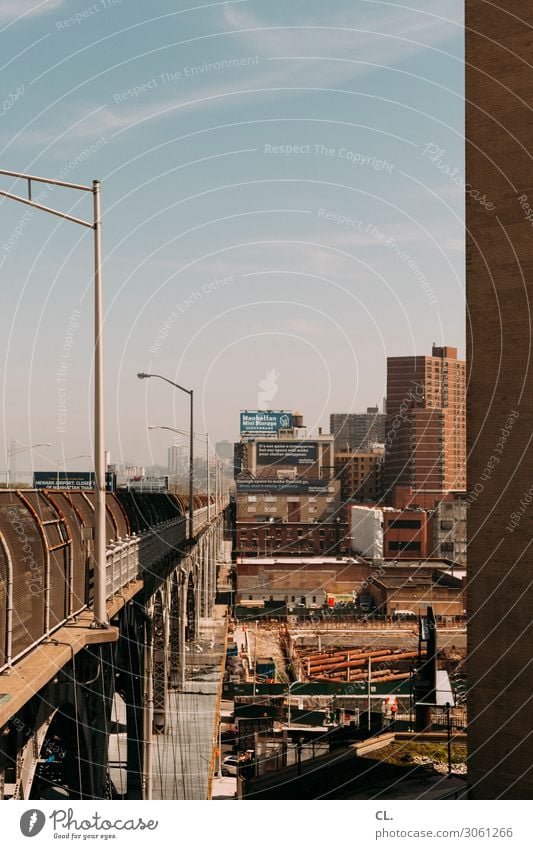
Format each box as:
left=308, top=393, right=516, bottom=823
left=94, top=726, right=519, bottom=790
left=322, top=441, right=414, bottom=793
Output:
left=0, top=0, right=465, bottom=476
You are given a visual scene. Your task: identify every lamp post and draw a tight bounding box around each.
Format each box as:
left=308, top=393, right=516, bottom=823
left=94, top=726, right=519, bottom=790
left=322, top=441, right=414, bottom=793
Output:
left=55, top=453, right=91, bottom=487
left=287, top=680, right=301, bottom=727
left=0, top=170, right=107, bottom=628
left=138, top=373, right=194, bottom=539
left=6, top=442, right=52, bottom=487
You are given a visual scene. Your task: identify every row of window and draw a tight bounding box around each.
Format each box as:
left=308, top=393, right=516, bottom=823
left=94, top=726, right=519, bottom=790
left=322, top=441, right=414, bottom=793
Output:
left=239, top=528, right=338, bottom=539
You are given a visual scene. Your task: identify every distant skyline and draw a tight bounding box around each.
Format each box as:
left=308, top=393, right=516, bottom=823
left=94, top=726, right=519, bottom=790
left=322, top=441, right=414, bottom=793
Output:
left=0, top=0, right=464, bottom=474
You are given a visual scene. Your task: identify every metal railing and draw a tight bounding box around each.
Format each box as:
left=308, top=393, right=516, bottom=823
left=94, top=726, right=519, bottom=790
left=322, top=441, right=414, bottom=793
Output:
left=0, top=498, right=227, bottom=674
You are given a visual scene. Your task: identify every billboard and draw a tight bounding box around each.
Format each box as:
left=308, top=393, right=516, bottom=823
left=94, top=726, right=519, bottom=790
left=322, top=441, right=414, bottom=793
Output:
left=240, top=410, right=292, bottom=435
left=256, top=441, right=317, bottom=465
left=236, top=478, right=332, bottom=495
left=33, top=471, right=116, bottom=491
left=125, top=475, right=168, bottom=492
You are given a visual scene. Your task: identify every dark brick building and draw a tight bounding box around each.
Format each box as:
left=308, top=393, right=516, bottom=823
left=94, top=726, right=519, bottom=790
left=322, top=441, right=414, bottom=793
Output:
left=467, top=1, right=533, bottom=799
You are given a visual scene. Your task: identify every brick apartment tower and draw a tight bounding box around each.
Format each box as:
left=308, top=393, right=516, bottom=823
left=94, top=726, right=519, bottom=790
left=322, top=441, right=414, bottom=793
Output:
left=384, top=346, right=466, bottom=505
left=467, top=3, right=533, bottom=799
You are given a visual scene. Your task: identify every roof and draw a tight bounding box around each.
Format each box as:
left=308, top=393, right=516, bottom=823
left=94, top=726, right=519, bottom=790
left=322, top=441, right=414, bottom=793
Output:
left=236, top=556, right=362, bottom=566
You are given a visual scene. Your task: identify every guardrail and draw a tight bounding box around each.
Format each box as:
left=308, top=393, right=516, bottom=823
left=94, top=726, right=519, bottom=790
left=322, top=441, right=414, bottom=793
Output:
left=0, top=493, right=227, bottom=674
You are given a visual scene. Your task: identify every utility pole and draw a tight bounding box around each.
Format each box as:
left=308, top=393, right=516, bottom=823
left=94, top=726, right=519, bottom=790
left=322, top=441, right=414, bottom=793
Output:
left=0, top=170, right=107, bottom=627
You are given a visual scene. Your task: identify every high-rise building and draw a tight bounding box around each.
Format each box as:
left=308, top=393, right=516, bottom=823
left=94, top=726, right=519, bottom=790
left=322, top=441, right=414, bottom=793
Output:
left=215, top=440, right=234, bottom=463
left=167, top=444, right=188, bottom=483
left=384, top=346, right=466, bottom=506
left=466, top=1, right=533, bottom=799
left=330, top=407, right=386, bottom=452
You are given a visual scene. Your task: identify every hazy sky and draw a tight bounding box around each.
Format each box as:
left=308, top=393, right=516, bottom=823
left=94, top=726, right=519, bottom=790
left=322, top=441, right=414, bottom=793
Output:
left=0, top=0, right=464, bottom=475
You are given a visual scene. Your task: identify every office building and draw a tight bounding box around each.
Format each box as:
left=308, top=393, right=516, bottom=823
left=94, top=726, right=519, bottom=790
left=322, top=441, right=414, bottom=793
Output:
left=167, top=444, right=188, bottom=483
left=350, top=503, right=431, bottom=561
left=330, top=407, right=386, bottom=452
left=235, top=410, right=348, bottom=557
left=215, top=440, right=234, bottom=463
left=334, top=447, right=384, bottom=504
left=384, top=345, right=466, bottom=506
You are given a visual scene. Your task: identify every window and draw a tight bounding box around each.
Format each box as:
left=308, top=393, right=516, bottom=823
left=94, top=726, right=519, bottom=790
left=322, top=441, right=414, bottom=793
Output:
left=247, top=495, right=257, bottom=502
left=388, top=518, right=422, bottom=529
left=388, top=541, right=421, bottom=552
left=247, top=505, right=257, bottom=513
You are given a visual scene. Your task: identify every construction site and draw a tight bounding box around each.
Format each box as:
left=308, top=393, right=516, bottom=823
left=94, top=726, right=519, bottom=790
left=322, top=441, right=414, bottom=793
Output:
left=215, top=611, right=467, bottom=800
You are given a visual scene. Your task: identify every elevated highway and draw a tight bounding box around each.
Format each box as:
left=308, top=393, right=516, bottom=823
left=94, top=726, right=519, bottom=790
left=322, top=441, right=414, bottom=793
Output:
left=0, top=488, right=229, bottom=800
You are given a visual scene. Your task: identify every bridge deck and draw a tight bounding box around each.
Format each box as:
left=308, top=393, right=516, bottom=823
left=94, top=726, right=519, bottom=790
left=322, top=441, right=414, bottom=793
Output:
left=0, top=579, right=142, bottom=728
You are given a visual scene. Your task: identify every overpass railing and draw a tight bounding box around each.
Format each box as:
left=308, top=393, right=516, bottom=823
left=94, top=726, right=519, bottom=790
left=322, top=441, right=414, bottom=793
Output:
left=0, top=497, right=227, bottom=674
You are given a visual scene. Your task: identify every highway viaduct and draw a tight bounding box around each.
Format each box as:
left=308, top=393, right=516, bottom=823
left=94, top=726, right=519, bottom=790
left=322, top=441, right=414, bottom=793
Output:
left=0, top=488, right=229, bottom=800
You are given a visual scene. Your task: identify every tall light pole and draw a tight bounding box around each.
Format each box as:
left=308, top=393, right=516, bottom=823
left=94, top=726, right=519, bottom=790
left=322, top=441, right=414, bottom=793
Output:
left=6, top=442, right=52, bottom=486
left=0, top=170, right=107, bottom=628
left=287, top=680, right=301, bottom=727
left=138, top=372, right=194, bottom=538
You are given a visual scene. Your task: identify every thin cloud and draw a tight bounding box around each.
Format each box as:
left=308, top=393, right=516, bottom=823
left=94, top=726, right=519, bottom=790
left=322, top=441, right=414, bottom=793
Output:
left=222, top=2, right=462, bottom=66
left=0, top=0, right=64, bottom=25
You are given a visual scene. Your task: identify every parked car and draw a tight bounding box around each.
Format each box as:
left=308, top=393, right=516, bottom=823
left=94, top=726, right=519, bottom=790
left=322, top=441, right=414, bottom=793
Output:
left=358, top=593, right=375, bottom=613
left=221, top=755, right=240, bottom=776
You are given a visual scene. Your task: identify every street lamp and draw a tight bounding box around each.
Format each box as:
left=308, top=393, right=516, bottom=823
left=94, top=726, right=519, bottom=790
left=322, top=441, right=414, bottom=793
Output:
left=6, top=442, right=52, bottom=486
left=55, top=454, right=91, bottom=487
left=138, top=373, right=194, bottom=538
left=0, top=170, right=107, bottom=628
left=148, top=424, right=211, bottom=521
left=287, top=680, right=302, bottom=727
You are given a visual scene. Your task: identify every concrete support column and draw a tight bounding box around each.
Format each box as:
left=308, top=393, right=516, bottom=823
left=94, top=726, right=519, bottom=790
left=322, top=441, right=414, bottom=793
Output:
left=210, top=533, right=217, bottom=611
left=202, top=539, right=208, bottom=616
left=169, top=579, right=180, bottom=684
left=152, top=592, right=169, bottom=734
left=179, top=571, right=188, bottom=688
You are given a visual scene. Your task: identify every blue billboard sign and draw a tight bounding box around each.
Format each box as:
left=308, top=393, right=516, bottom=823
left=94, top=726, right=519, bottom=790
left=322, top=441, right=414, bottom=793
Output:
left=240, top=410, right=293, bottom=435
left=33, top=471, right=116, bottom=491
